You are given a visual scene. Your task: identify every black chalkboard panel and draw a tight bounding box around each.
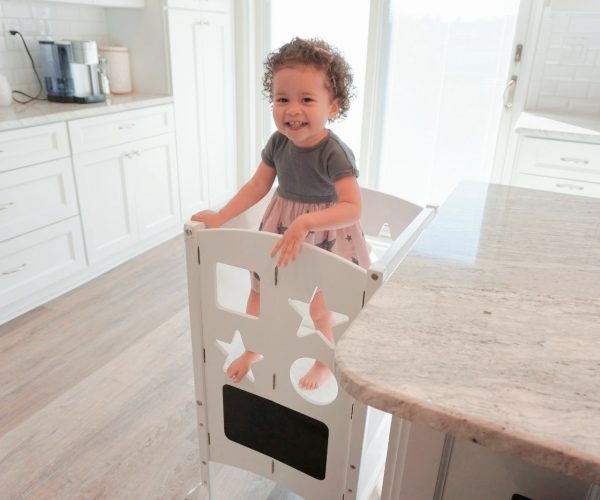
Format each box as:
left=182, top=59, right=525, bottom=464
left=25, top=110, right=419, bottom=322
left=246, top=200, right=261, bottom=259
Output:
left=222, top=385, right=329, bottom=480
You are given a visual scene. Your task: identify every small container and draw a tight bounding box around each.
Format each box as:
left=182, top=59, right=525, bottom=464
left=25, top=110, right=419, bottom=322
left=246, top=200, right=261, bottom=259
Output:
left=98, top=46, right=131, bottom=94
left=98, top=56, right=111, bottom=96
left=0, top=73, right=12, bottom=106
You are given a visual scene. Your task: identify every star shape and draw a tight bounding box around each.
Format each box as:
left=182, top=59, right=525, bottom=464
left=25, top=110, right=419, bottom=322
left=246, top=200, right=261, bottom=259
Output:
left=215, top=330, right=263, bottom=383
left=288, top=297, right=349, bottom=348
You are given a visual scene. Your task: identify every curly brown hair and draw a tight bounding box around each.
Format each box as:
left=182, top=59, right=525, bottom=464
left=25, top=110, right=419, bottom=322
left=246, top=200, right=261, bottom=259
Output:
left=262, top=37, right=355, bottom=122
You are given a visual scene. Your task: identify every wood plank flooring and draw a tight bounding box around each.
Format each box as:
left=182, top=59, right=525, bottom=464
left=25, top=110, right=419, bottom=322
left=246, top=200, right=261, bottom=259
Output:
left=0, top=235, right=300, bottom=500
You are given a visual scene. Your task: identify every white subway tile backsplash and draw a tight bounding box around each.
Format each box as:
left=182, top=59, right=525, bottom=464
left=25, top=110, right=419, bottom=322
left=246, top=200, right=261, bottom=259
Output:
left=556, top=81, right=589, bottom=97
left=590, top=83, right=600, bottom=98
left=527, top=9, right=600, bottom=116
left=0, top=0, right=108, bottom=100
left=569, top=14, right=600, bottom=34
left=568, top=99, right=600, bottom=115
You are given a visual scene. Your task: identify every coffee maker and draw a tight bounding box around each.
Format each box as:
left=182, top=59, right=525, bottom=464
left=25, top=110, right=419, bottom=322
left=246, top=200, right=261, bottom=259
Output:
left=39, top=40, right=106, bottom=103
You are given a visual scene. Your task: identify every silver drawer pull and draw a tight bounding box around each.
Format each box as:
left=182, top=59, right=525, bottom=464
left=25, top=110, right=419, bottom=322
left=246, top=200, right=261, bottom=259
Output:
left=0, top=201, right=15, bottom=210
left=555, top=183, right=584, bottom=191
left=118, top=123, right=136, bottom=130
left=198, top=20, right=210, bottom=26
left=2, top=263, right=27, bottom=275
left=124, top=150, right=141, bottom=159
left=560, top=156, right=589, bottom=165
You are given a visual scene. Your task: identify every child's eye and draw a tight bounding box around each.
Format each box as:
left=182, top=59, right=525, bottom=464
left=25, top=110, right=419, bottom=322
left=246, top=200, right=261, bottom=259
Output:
left=275, top=97, right=288, bottom=103
left=302, top=97, right=314, bottom=103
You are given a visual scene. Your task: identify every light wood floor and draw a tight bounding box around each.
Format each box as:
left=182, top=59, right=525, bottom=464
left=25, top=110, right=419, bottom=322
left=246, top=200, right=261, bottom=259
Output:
left=0, top=235, right=300, bottom=500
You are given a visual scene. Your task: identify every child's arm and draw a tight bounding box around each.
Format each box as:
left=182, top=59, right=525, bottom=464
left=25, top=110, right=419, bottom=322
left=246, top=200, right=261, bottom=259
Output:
left=191, top=161, right=276, bottom=227
left=271, top=175, right=361, bottom=267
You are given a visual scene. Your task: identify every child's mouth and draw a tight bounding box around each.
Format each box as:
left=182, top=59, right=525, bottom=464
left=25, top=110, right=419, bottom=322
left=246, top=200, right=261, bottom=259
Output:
left=286, top=121, right=307, bottom=130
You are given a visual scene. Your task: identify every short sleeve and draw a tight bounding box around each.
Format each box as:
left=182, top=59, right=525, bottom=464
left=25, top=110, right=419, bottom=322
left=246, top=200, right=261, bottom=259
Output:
left=260, top=132, right=279, bottom=168
left=325, top=138, right=359, bottom=181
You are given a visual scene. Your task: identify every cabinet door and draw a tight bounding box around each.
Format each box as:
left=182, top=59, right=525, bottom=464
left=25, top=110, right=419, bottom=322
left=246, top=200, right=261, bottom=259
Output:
left=130, top=134, right=181, bottom=240
left=167, top=6, right=237, bottom=218
left=0, top=217, right=87, bottom=309
left=73, top=144, right=138, bottom=264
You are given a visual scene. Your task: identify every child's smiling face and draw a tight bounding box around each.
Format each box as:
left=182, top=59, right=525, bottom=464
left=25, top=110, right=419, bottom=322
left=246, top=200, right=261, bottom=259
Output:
left=272, top=65, right=340, bottom=148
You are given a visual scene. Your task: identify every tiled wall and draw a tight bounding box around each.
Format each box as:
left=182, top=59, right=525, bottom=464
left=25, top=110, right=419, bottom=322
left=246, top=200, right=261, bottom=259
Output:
left=0, top=0, right=108, bottom=99
left=527, top=9, right=600, bottom=116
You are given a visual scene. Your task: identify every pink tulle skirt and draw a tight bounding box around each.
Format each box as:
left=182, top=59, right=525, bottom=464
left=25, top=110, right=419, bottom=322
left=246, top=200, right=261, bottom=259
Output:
left=250, top=192, right=371, bottom=292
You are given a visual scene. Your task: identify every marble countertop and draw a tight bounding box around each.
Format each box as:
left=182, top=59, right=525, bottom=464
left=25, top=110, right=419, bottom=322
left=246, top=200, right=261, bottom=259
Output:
left=515, top=111, right=600, bottom=144
left=335, top=181, right=600, bottom=484
left=0, top=93, right=173, bottom=132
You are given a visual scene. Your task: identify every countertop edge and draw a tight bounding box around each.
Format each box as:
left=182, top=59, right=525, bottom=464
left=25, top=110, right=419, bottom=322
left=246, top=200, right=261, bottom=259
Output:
left=0, top=94, right=174, bottom=132
left=335, top=356, right=600, bottom=485
left=514, top=111, right=600, bottom=144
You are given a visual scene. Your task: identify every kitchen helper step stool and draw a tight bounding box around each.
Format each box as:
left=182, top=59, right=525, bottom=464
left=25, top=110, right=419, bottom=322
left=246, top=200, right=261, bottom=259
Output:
left=184, top=188, right=435, bottom=500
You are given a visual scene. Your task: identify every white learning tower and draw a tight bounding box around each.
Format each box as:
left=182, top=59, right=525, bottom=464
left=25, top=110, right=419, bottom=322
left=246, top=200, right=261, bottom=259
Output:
left=184, top=188, right=435, bottom=500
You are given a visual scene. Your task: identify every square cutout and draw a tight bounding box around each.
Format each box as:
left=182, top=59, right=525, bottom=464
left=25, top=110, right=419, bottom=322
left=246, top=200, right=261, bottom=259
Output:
left=216, top=263, right=260, bottom=317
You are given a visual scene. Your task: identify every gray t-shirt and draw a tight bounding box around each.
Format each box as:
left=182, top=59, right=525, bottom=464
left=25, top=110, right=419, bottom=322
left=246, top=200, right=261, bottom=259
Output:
left=261, top=130, right=358, bottom=203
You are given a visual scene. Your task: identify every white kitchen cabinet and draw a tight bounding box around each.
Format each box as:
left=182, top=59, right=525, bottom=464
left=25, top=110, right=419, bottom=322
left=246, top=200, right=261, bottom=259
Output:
left=166, top=0, right=237, bottom=219
left=0, top=217, right=87, bottom=309
left=0, top=122, right=70, bottom=173
left=513, top=136, right=600, bottom=198
left=0, top=122, right=86, bottom=322
left=73, top=133, right=179, bottom=264
left=0, top=158, right=79, bottom=242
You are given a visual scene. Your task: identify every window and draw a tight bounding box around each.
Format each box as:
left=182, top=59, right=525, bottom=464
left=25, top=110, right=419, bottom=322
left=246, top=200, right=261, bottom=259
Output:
left=376, top=0, right=520, bottom=205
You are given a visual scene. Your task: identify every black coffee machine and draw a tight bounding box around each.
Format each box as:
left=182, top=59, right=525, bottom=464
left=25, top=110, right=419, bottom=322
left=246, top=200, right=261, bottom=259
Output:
left=39, top=40, right=105, bottom=103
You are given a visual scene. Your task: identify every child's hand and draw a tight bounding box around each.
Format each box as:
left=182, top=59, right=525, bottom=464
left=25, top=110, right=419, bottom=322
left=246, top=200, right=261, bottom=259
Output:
left=191, top=210, right=225, bottom=228
left=271, top=216, right=308, bottom=267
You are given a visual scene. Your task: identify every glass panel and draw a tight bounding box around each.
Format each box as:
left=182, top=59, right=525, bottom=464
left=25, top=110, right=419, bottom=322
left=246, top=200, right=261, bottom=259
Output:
left=378, top=0, right=520, bottom=206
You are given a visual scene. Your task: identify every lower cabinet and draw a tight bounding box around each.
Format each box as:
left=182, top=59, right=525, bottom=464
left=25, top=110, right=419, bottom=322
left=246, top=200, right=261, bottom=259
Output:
left=0, top=217, right=87, bottom=309
left=73, top=133, right=180, bottom=264
left=1, top=103, right=182, bottom=325
left=513, top=136, right=600, bottom=199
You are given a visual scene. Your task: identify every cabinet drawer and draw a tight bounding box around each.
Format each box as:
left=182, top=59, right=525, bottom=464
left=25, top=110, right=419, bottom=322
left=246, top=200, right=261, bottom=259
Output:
left=0, top=217, right=87, bottom=308
left=518, top=137, right=600, bottom=183
left=0, top=158, right=79, bottom=242
left=0, top=123, right=70, bottom=173
left=514, top=172, right=600, bottom=199
left=68, top=104, right=175, bottom=154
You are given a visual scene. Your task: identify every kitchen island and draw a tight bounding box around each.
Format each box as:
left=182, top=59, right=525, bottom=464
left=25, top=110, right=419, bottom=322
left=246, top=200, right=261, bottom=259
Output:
left=335, top=182, right=600, bottom=499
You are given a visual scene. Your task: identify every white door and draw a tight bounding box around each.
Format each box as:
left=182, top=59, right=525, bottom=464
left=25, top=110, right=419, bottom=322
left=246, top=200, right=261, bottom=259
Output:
left=132, top=134, right=181, bottom=240
left=167, top=6, right=237, bottom=218
left=371, top=0, right=526, bottom=206
left=73, top=145, right=138, bottom=264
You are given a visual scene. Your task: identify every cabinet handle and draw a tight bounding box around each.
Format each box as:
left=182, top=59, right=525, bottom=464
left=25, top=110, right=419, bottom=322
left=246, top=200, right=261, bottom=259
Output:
left=118, top=123, right=136, bottom=130
left=124, top=150, right=141, bottom=159
left=560, top=156, right=589, bottom=165
left=555, top=183, right=584, bottom=191
left=2, top=263, right=27, bottom=275
left=198, top=20, right=209, bottom=26
left=0, top=201, right=15, bottom=210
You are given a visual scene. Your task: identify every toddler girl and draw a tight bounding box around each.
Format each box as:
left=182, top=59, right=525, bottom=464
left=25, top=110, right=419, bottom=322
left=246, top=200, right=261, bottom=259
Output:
left=192, top=37, right=370, bottom=390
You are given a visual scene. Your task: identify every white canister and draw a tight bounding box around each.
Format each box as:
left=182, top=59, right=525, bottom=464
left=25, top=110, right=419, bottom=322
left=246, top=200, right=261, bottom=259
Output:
left=98, top=46, right=132, bottom=94
left=0, top=73, right=12, bottom=106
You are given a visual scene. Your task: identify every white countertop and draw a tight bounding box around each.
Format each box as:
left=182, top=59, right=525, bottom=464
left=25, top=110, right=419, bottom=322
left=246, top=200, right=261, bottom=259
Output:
left=335, top=181, right=600, bottom=484
left=0, top=93, right=173, bottom=132
left=515, top=111, right=600, bottom=144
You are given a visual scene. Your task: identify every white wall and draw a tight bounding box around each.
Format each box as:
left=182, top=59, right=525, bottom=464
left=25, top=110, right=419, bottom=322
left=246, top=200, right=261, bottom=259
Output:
left=0, top=0, right=108, bottom=98
left=527, top=8, right=600, bottom=116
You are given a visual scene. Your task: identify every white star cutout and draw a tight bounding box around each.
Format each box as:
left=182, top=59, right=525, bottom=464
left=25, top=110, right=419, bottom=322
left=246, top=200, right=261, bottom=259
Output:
left=288, top=298, right=349, bottom=348
left=215, top=330, right=263, bottom=383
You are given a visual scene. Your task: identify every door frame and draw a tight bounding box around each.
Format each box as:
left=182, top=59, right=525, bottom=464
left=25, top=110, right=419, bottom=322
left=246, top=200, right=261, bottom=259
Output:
left=490, top=0, right=547, bottom=185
